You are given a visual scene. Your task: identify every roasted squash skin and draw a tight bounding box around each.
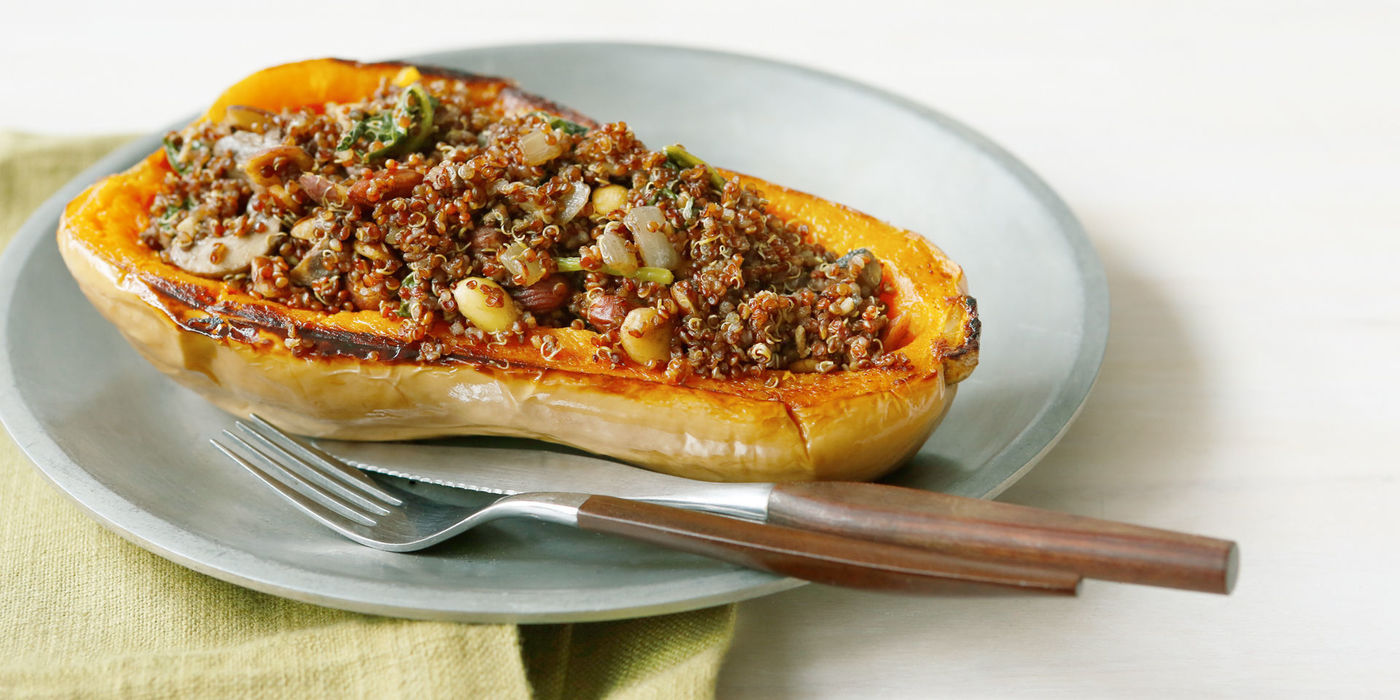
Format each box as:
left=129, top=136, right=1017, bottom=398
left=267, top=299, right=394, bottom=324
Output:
left=56, top=58, right=979, bottom=482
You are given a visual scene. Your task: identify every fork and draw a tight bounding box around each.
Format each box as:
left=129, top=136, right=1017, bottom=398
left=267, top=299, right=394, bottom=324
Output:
left=211, top=420, right=1083, bottom=596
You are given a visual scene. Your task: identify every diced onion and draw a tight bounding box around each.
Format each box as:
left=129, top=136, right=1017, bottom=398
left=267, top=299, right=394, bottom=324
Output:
left=597, top=229, right=638, bottom=276
left=518, top=130, right=563, bottom=166
left=499, top=241, right=547, bottom=286
left=558, top=182, right=590, bottom=224
left=624, top=206, right=679, bottom=269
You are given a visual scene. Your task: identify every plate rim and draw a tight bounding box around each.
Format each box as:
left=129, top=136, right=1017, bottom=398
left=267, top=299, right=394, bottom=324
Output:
left=0, top=41, right=1107, bottom=622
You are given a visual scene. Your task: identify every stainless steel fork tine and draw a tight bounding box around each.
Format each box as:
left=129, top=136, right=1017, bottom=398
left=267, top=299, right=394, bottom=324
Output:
left=240, top=415, right=402, bottom=506
left=213, top=435, right=378, bottom=527
left=226, top=427, right=392, bottom=516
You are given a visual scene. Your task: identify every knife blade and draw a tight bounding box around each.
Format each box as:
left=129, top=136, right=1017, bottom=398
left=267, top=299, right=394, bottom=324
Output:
left=312, top=437, right=1239, bottom=594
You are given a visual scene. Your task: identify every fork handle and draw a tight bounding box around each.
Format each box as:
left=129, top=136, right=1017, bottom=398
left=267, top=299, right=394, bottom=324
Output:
left=767, top=482, right=1239, bottom=594
left=574, top=495, right=1080, bottom=596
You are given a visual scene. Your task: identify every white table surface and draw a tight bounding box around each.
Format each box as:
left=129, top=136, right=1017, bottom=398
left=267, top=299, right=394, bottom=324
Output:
left=8, top=1, right=1398, bottom=697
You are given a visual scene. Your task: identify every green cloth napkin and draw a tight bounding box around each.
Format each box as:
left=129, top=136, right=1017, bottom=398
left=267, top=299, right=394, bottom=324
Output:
left=0, top=132, right=736, bottom=699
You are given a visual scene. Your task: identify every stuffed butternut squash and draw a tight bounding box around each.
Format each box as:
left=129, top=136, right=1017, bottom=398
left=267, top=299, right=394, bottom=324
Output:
left=56, top=58, right=979, bottom=482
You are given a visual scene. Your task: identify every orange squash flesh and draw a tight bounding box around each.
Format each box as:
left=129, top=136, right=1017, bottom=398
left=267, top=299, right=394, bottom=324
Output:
left=56, top=58, right=979, bottom=482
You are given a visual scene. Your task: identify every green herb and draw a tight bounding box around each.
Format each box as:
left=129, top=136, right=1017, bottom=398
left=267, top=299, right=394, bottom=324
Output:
left=162, top=136, right=202, bottom=175
left=531, top=111, right=589, bottom=135
left=643, top=181, right=679, bottom=205
left=396, top=271, right=420, bottom=318
left=663, top=144, right=726, bottom=190
left=648, top=185, right=678, bottom=205
left=337, top=112, right=394, bottom=153
left=554, top=257, right=673, bottom=285
left=156, top=198, right=190, bottom=227
left=162, top=136, right=183, bottom=174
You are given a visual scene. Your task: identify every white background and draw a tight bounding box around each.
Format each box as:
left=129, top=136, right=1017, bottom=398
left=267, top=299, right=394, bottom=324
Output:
left=8, top=1, right=1399, bottom=697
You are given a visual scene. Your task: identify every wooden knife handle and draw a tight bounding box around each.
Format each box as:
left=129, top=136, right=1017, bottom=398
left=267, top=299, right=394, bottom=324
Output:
left=766, top=482, right=1239, bottom=594
left=575, top=495, right=1081, bottom=596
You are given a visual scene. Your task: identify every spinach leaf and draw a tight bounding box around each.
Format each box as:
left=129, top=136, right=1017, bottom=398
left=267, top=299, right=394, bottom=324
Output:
left=337, top=83, right=436, bottom=161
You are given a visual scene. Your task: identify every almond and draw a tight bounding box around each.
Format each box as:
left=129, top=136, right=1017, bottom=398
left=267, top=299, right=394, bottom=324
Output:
left=515, top=275, right=571, bottom=314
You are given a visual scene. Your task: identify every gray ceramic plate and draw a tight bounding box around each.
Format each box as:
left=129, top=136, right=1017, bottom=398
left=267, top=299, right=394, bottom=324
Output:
left=0, top=43, right=1107, bottom=622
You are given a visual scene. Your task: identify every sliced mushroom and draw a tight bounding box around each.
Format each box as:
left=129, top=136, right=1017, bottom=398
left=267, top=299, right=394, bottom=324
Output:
left=244, top=146, right=315, bottom=189
left=346, top=269, right=390, bottom=311
left=836, top=248, right=883, bottom=291
left=353, top=240, right=395, bottom=263
left=168, top=229, right=278, bottom=278
left=213, top=130, right=281, bottom=172
left=289, top=237, right=345, bottom=287
left=289, top=217, right=320, bottom=241
left=223, top=105, right=275, bottom=132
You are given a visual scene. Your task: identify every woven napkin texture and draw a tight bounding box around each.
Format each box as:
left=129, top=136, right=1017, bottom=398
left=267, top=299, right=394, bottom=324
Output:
left=0, top=132, right=736, bottom=699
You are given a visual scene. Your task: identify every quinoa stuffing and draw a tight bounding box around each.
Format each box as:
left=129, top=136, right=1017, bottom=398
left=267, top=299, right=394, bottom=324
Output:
left=144, top=71, right=905, bottom=380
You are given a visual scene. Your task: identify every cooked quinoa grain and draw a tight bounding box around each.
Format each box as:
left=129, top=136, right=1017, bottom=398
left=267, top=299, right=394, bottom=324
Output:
left=144, top=76, right=903, bottom=377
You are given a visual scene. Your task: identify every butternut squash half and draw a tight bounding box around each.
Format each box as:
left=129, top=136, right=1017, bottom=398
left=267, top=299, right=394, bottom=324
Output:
left=56, top=58, right=979, bottom=482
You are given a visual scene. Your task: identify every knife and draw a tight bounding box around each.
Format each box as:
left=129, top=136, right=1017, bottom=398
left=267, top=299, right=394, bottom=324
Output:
left=316, top=438, right=1239, bottom=594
